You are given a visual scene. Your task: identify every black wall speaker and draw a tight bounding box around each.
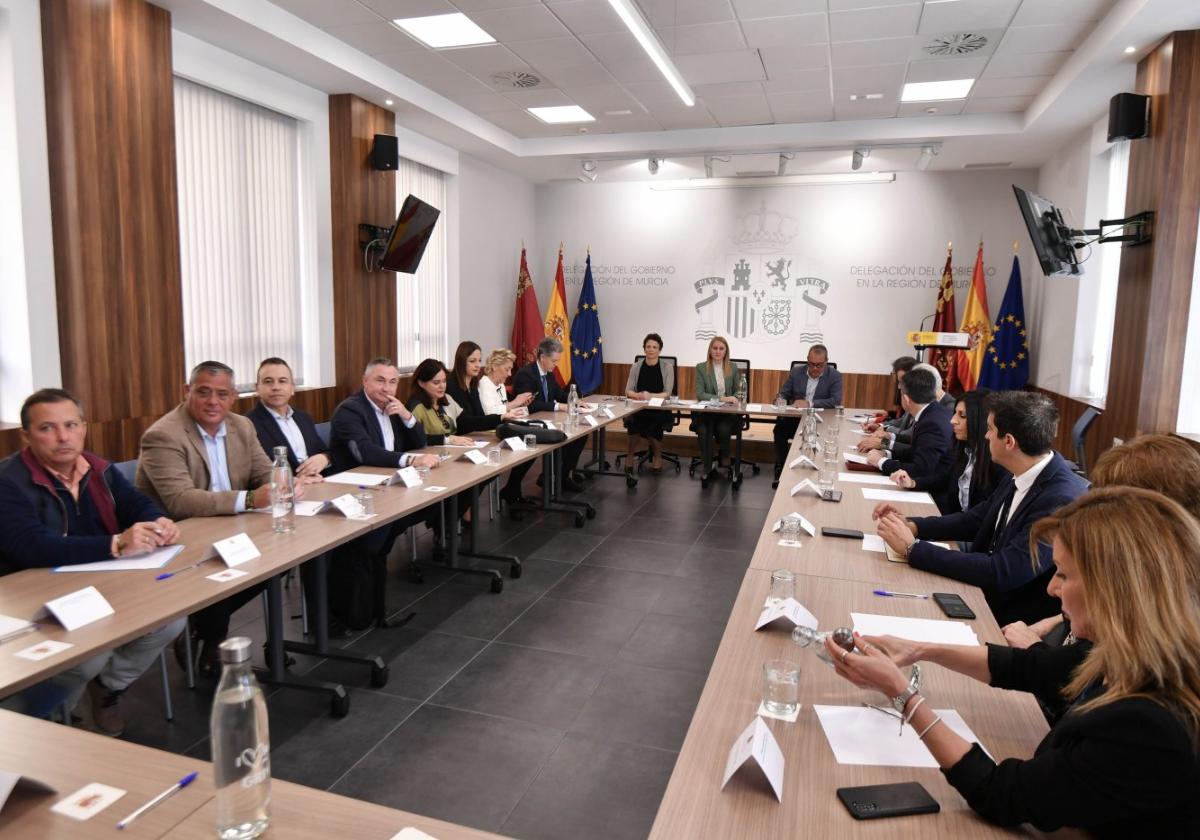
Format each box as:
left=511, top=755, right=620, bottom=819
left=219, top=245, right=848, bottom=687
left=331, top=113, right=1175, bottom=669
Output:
left=371, top=133, right=398, bottom=170
left=1108, top=93, right=1150, bottom=142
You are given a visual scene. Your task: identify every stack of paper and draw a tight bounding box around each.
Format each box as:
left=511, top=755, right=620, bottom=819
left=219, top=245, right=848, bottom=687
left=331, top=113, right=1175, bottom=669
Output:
left=838, top=472, right=892, bottom=486
left=53, top=544, right=184, bottom=573
left=325, top=471, right=390, bottom=487
left=861, top=487, right=937, bottom=505
left=814, top=705, right=984, bottom=767
left=850, top=613, right=980, bottom=646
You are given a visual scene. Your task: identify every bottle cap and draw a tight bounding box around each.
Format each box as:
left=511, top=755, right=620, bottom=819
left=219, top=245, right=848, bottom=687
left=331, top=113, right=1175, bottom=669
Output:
left=218, top=636, right=253, bottom=664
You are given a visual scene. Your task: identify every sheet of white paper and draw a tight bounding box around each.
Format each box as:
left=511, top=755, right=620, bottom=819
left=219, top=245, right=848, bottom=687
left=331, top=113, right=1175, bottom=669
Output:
left=44, top=586, right=114, bottom=632
left=0, top=614, right=37, bottom=641
left=745, top=403, right=763, bottom=413
left=212, top=533, right=261, bottom=568
left=861, top=488, right=937, bottom=505
left=721, top=717, right=785, bottom=801
left=837, top=472, right=893, bottom=486
left=861, top=534, right=887, bottom=553
left=851, top=613, right=979, bottom=646
left=324, top=471, right=389, bottom=487
left=423, top=485, right=448, bottom=493
left=53, top=544, right=184, bottom=573
left=815, top=705, right=982, bottom=767
left=843, top=452, right=872, bottom=466
left=648, top=397, right=664, bottom=407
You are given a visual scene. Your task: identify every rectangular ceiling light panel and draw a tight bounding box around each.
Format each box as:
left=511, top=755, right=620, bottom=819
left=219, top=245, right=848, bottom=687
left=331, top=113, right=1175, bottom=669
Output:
left=394, top=13, right=496, bottom=49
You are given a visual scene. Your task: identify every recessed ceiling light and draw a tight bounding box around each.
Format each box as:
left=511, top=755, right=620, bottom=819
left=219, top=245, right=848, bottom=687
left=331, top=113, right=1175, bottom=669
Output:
left=527, top=105, right=595, bottom=124
left=1124, top=45, right=1136, bottom=54
left=385, top=99, right=394, bottom=106
left=901, top=78, right=975, bottom=102
left=393, top=13, right=495, bottom=49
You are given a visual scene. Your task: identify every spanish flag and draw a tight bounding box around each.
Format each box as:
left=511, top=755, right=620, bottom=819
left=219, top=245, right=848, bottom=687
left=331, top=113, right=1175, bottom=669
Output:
left=543, top=244, right=572, bottom=386
left=957, top=242, right=992, bottom=391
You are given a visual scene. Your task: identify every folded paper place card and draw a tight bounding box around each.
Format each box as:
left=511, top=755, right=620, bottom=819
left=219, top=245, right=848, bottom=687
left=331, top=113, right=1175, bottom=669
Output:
left=746, top=403, right=763, bottom=413
left=601, top=406, right=616, bottom=419
left=771, top=512, right=816, bottom=537
left=648, top=397, right=664, bottom=407
left=330, top=494, right=374, bottom=520
left=583, top=414, right=599, bottom=427
left=461, top=449, right=488, bottom=464
left=212, top=533, right=261, bottom=568
left=389, top=829, right=439, bottom=840
left=789, top=455, right=816, bottom=470
left=755, top=597, right=819, bottom=631
left=395, top=466, right=423, bottom=488
left=43, top=586, right=114, bottom=632
left=721, top=717, right=785, bottom=802
left=503, top=436, right=527, bottom=451
left=790, top=478, right=823, bottom=498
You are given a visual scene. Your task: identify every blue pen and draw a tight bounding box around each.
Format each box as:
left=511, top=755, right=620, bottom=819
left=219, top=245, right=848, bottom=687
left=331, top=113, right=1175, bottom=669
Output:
left=873, top=589, right=929, bottom=599
left=156, top=558, right=210, bottom=581
left=116, top=771, right=199, bottom=829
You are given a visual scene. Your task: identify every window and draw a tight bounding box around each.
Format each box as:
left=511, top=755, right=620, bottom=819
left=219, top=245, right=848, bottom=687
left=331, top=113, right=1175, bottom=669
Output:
left=395, top=157, right=449, bottom=368
left=174, top=77, right=305, bottom=389
left=1084, top=140, right=1129, bottom=398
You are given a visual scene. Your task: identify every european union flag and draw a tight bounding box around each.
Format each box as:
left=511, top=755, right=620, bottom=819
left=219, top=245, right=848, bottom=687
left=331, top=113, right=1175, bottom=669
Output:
left=978, top=256, right=1030, bottom=390
left=569, top=253, right=604, bottom=395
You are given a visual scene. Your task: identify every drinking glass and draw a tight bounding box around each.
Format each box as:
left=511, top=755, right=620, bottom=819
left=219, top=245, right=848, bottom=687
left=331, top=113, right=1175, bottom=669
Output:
left=779, top=517, right=803, bottom=545
left=487, top=447, right=503, bottom=466
left=818, top=460, right=836, bottom=495
left=416, top=466, right=430, bottom=483
left=762, top=659, right=801, bottom=716
left=769, top=569, right=795, bottom=605
left=355, top=489, right=374, bottom=516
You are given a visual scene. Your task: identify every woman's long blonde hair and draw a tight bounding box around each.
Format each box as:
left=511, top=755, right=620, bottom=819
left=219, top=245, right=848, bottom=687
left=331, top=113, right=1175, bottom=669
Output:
left=706, top=336, right=731, bottom=378
left=1031, top=487, right=1200, bottom=742
left=483, top=348, right=517, bottom=379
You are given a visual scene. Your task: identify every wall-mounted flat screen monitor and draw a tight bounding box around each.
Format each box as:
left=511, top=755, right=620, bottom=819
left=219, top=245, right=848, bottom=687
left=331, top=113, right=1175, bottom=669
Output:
left=1012, top=185, right=1081, bottom=277
left=380, top=195, right=440, bottom=274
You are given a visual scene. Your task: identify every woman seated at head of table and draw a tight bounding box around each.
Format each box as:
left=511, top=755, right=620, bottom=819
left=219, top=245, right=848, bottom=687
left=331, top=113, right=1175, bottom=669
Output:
left=692, top=336, right=741, bottom=480
left=826, top=487, right=1200, bottom=837
left=623, top=333, right=675, bottom=474
left=889, top=388, right=1006, bottom=514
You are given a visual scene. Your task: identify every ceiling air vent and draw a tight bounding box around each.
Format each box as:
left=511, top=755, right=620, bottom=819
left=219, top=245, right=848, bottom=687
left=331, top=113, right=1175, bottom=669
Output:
left=923, top=33, right=989, bottom=56
left=491, top=71, right=542, bottom=89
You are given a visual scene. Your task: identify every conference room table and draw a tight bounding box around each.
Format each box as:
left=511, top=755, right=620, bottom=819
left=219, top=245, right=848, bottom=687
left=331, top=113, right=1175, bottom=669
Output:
left=650, top=410, right=1078, bottom=838
left=0, top=708, right=508, bottom=839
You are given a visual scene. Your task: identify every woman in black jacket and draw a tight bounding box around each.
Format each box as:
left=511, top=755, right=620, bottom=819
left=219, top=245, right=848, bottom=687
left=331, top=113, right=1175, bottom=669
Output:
left=890, top=388, right=1005, bottom=514
left=828, top=487, right=1200, bottom=837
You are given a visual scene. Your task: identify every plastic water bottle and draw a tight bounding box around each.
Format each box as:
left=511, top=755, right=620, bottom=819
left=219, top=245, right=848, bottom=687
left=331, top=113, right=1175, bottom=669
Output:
left=736, top=373, right=748, bottom=408
left=567, top=384, right=579, bottom=427
left=269, top=447, right=294, bottom=534
left=791, top=625, right=855, bottom=666
left=211, top=637, right=270, bottom=839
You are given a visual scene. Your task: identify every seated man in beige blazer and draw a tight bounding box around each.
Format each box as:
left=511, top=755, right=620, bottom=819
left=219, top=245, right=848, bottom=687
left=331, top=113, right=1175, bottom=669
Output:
left=136, top=360, right=300, bottom=675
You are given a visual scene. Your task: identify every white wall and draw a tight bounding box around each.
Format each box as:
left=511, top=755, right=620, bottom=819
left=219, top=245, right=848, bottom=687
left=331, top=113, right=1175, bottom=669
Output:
left=530, top=169, right=1036, bottom=375
left=454, top=154, right=538, bottom=354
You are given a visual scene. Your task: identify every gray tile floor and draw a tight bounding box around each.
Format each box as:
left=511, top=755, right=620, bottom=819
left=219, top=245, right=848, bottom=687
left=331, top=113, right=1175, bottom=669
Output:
left=112, top=463, right=771, bottom=840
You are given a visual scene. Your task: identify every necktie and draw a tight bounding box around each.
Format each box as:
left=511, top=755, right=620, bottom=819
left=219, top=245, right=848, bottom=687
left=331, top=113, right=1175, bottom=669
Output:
left=540, top=373, right=548, bottom=402
left=988, top=484, right=1017, bottom=552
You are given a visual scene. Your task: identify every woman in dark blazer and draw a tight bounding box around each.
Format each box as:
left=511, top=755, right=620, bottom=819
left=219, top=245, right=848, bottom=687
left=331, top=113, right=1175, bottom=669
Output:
left=692, top=336, right=740, bottom=481
left=623, top=333, right=675, bottom=473
left=446, top=341, right=529, bottom=433
left=890, top=389, right=1005, bottom=514
left=829, top=487, right=1200, bottom=837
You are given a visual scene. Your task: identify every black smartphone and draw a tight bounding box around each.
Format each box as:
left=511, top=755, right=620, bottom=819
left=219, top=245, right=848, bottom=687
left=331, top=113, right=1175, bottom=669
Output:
left=820, top=489, right=844, bottom=502
left=821, top=526, right=864, bottom=539
left=837, top=782, right=940, bottom=820
left=933, top=592, right=977, bottom=620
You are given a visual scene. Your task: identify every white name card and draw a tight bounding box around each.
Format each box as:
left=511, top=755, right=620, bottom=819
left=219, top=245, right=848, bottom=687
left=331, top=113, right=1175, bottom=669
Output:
left=746, top=403, right=763, bottom=413
left=461, top=448, right=488, bottom=464
left=788, top=455, right=816, bottom=470
left=648, top=397, right=665, bottom=407
left=584, top=414, right=599, bottom=427
left=601, top=407, right=616, bottom=419
left=213, top=533, right=261, bottom=568
left=721, top=717, right=786, bottom=802
left=790, top=478, right=823, bottom=498
left=771, top=512, right=816, bottom=537
left=755, top=597, right=819, bottom=631
left=503, top=436, right=527, bottom=451
left=396, top=466, right=423, bottom=487
left=43, top=586, right=114, bottom=632
left=330, top=494, right=374, bottom=520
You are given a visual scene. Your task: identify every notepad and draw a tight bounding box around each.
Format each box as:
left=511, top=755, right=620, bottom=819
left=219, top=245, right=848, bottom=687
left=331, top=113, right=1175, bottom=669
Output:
left=325, top=471, right=390, bottom=486
left=861, top=488, right=937, bottom=505
left=850, top=612, right=979, bottom=646
left=843, top=452, right=871, bottom=466
left=837, top=472, right=893, bottom=486
left=53, top=545, right=183, bottom=573
left=815, top=705, right=983, bottom=767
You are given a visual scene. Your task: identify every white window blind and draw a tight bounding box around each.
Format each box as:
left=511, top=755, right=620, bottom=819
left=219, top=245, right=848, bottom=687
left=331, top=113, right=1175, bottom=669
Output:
left=396, top=158, right=448, bottom=369
left=1085, top=140, right=1130, bottom=398
left=174, top=76, right=304, bottom=389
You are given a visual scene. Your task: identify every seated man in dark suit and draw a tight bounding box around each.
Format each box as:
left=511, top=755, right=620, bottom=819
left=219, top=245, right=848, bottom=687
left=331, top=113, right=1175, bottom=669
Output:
left=865, top=366, right=953, bottom=481
left=860, top=362, right=955, bottom=457
left=872, top=391, right=1089, bottom=625
left=328, top=357, right=442, bottom=628
left=771, top=344, right=844, bottom=486
left=512, top=337, right=594, bottom=493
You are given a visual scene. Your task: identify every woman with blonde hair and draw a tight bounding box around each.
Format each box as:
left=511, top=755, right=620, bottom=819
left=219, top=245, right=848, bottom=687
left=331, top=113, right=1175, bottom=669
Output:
left=692, top=336, right=740, bottom=484
left=475, top=348, right=536, bottom=521
left=827, top=487, right=1200, bottom=835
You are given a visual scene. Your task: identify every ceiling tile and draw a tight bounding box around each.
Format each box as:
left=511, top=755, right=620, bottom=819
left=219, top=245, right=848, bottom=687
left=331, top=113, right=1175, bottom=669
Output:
left=733, top=0, right=825, bottom=18
left=833, top=98, right=899, bottom=120
left=916, top=0, right=1020, bottom=35
left=537, top=61, right=618, bottom=87
left=770, top=100, right=835, bottom=123
left=904, top=55, right=988, bottom=83
left=578, top=31, right=663, bottom=81
left=759, top=45, right=829, bottom=74
left=449, top=0, right=545, bottom=10
left=469, top=5, right=572, bottom=41
left=676, top=49, right=767, bottom=85
left=621, top=79, right=684, bottom=105
left=962, top=94, right=1034, bottom=113
left=830, top=4, right=920, bottom=43
left=652, top=106, right=720, bottom=129
left=831, top=37, right=914, bottom=67
left=485, top=108, right=566, bottom=136
left=704, top=91, right=774, bottom=126
left=982, top=50, right=1071, bottom=78
left=694, top=80, right=765, bottom=99
left=272, top=0, right=382, bottom=26
left=637, top=0, right=736, bottom=28
left=591, top=113, right=662, bottom=132
left=543, top=0, right=627, bottom=36
left=327, top=21, right=422, bottom=55
left=508, top=37, right=590, bottom=67
left=971, top=75, right=1051, bottom=97
left=447, top=91, right=523, bottom=112
left=910, top=28, right=1002, bottom=60
left=897, top=99, right=965, bottom=116
left=994, top=21, right=1097, bottom=56
left=659, top=21, right=746, bottom=56
left=762, top=67, right=830, bottom=94
left=831, top=63, right=906, bottom=94
left=1010, top=0, right=1115, bottom=26
left=501, top=88, right=575, bottom=107
left=377, top=52, right=500, bottom=95
left=767, top=88, right=832, bottom=111
left=828, top=0, right=915, bottom=9
left=440, top=43, right=534, bottom=79
left=560, top=84, right=645, bottom=111
left=359, top=0, right=457, bottom=16
left=741, top=13, right=828, bottom=49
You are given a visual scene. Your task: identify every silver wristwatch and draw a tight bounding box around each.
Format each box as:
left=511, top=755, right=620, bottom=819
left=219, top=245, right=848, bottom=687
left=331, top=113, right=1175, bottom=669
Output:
left=890, top=664, right=923, bottom=713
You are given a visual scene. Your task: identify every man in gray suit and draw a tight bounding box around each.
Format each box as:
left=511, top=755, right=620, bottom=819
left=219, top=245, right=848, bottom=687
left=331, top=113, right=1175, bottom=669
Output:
left=771, top=344, right=843, bottom=486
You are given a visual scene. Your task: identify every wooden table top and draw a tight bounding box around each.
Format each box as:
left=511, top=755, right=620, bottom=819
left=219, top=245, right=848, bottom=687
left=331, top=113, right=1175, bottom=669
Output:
left=0, top=709, right=507, bottom=839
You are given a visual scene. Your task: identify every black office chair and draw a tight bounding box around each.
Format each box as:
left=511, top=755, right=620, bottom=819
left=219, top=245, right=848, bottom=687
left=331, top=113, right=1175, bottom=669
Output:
left=779, top=359, right=839, bottom=443
left=616, top=355, right=683, bottom=482
left=688, top=358, right=762, bottom=483
left=1067, top=406, right=1102, bottom=478
left=315, top=421, right=331, bottom=446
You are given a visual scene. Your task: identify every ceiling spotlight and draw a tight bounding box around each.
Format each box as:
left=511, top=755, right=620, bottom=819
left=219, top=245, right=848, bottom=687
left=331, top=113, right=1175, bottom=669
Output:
left=851, top=147, right=869, bottom=171
left=648, top=157, right=662, bottom=175
left=581, top=160, right=597, bottom=173
left=385, top=99, right=394, bottom=106
left=1124, top=45, right=1136, bottom=54
left=916, top=145, right=938, bottom=171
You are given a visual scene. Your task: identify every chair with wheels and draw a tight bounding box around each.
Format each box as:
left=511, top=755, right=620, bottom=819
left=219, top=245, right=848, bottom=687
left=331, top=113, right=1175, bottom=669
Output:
left=688, top=358, right=762, bottom=486
left=615, top=354, right=683, bottom=484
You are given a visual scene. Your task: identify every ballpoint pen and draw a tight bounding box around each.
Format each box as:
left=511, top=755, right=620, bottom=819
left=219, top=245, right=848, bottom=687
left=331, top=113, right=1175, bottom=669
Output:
left=156, top=558, right=213, bottom=581
left=116, top=771, right=198, bottom=829
left=873, top=589, right=929, bottom=599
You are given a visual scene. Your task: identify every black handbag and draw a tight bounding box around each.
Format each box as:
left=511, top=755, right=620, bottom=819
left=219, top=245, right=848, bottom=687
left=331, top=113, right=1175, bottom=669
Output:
left=496, top=419, right=567, bottom=444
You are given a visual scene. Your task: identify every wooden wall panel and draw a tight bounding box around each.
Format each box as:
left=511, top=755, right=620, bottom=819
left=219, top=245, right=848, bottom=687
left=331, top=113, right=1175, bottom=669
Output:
left=1102, top=31, right=1200, bottom=444
left=40, top=0, right=185, bottom=439
left=329, top=94, right=397, bottom=393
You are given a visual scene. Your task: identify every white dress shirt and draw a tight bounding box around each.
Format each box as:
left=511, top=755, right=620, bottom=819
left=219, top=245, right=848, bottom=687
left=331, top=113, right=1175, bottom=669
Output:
left=804, top=373, right=820, bottom=403
left=197, top=422, right=247, bottom=512
left=369, top=398, right=419, bottom=467
left=958, top=449, right=976, bottom=511
left=478, top=374, right=508, bottom=416
left=1002, top=451, right=1054, bottom=529
left=267, top=405, right=308, bottom=462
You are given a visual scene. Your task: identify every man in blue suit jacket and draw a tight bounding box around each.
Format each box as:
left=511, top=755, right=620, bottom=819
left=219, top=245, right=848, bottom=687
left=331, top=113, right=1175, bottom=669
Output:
left=772, top=344, right=844, bottom=484
left=866, top=367, right=953, bottom=482
left=873, top=391, right=1089, bottom=625
left=246, top=357, right=344, bottom=477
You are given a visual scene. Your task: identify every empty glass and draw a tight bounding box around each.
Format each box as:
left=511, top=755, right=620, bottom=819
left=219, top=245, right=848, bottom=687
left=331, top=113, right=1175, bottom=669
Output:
left=762, top=659, right=801, bottom=717
left=524, top=434, right=538, bottom=450
left=768, top=569, right=795, bottom=605
left=416, top=466, right=430, bottom=483
left=487, top=447, right=503, bottom=466
left=355, top=488, right=374, bottom=516
left=818, top=460, right=836, bottom=495
left=779, top=517, right=803, bottom=545
left=774, top=395, right=787, bottom=409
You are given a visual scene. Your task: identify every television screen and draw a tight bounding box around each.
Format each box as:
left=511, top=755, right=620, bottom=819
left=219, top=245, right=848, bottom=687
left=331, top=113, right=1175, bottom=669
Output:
left=1012, top=185, right=1081, bottom=277
left=380, top=195, right=440, bottom=273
